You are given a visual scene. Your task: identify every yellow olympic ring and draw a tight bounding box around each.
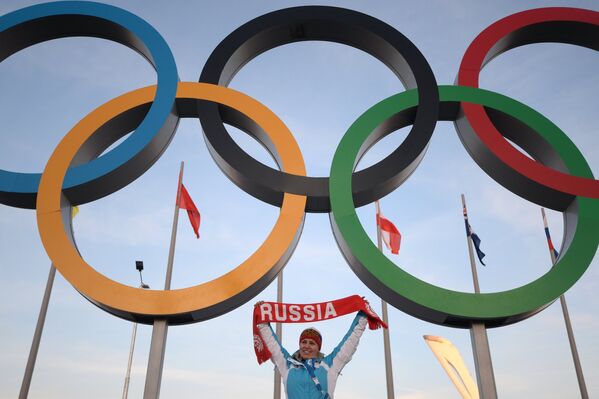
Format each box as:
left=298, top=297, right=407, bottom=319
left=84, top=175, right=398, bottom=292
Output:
left=36, top=82, right=307, bottom=324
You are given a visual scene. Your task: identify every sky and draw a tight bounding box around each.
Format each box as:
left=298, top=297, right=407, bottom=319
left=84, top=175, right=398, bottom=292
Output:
left=0, top=0, right=598, bottom=398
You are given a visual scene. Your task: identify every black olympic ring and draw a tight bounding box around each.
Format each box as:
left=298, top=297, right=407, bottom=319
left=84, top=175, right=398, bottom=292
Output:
left=198, top=6, right=440, bottom=212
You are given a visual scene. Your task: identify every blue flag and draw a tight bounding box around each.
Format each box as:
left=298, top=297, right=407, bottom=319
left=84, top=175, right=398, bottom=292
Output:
left=463, top=205, right=486, bottom=266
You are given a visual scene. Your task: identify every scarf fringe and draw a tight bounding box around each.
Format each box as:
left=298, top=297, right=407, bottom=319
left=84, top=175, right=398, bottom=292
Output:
left=368, top=318, right=385, bottom=330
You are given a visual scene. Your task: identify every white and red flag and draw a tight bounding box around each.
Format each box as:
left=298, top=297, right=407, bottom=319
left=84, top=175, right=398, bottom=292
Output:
left=376, top=208, right=401, bottom=255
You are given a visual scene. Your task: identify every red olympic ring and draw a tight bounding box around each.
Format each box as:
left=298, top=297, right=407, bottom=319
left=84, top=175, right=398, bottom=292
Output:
left=458, top=7, right=599, bottom=203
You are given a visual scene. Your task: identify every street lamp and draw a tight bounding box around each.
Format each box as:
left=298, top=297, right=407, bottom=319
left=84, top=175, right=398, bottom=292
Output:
left=136, top=260, right=150, bottom=289
left=122, top=261, right=150, bottom=399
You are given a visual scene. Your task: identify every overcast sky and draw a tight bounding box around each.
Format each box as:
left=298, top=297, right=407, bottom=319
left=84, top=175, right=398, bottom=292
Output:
left=1, top=1, right=598, bottom=398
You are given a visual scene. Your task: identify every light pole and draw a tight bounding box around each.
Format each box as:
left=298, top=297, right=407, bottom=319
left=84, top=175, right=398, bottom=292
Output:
left=122, top=261, right=150, bottom=399
left=136, top=260, right=150, bottom=289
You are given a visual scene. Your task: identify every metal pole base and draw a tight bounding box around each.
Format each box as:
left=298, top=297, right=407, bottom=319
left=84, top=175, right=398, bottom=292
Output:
left=470, top=323, right=497, bottom=399
left=143, top=320, right=168, bottom=399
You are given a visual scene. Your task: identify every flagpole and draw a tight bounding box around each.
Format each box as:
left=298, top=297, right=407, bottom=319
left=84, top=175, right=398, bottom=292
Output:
left=124, top=263, right=151, bottom=399
left=18, top=264, right=56, bottom=399
left=541, top=208, right=588, bottom=399
left=143, top=161, right=184, bottom=399
left=273, top=271, right=283, bottom=399
left=123, top=319, right=138, bottom=399
left=19, top=205, right=77, bottom=399
left=375, top=200, right=395, bottom=399
left=461, top=194, right=497, bottom=399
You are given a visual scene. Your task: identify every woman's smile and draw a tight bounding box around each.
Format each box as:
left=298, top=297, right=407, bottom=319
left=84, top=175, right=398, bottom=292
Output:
left=299, top=338, right=319, bottom=359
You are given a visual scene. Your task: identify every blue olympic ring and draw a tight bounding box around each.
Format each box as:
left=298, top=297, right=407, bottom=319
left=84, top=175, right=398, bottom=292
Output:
left=0, top=1, right=179, bottom=208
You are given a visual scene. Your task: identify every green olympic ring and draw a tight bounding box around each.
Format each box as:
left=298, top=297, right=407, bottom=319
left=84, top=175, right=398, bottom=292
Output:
left=329, top=85, right=599, bottom=328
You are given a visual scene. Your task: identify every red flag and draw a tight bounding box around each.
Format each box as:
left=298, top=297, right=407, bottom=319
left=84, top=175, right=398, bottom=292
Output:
left=376, top=212, right=401, bottom=255
left=178, top=183, right=200, bottom=238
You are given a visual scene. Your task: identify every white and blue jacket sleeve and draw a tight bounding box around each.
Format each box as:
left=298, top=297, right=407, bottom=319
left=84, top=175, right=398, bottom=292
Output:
left=321, top=312, right=367, bottom=396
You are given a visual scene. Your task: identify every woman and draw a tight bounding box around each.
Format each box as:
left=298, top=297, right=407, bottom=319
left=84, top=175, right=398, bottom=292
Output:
left=257, top=311, right=367, bottom=399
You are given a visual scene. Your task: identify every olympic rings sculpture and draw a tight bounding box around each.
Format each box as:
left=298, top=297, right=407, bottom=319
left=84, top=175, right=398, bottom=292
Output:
left=1, top=3, right=598, bottom=328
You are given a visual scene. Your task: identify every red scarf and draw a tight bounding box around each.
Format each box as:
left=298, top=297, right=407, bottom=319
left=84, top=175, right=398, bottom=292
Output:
left=253, top=295, right=387, bottom=364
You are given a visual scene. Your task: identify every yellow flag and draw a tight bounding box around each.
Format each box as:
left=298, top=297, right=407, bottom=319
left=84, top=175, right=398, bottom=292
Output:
left=424, top=335, right=479, bottom=399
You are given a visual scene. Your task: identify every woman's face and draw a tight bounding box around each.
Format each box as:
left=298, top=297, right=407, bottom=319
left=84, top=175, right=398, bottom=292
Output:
left=299, top=338, right=320, bottom=359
